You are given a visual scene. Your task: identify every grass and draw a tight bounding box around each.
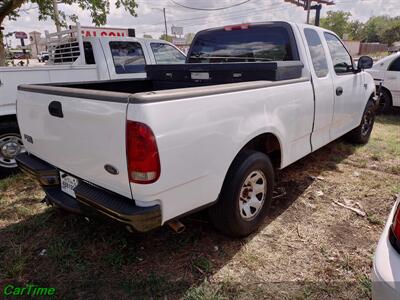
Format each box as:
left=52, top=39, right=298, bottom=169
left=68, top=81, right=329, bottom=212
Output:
left=0, top=113, right=399, bottom=299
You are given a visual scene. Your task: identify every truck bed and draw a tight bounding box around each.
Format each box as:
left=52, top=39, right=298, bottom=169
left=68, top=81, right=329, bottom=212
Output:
left=17, top=61, right=304, bottom=100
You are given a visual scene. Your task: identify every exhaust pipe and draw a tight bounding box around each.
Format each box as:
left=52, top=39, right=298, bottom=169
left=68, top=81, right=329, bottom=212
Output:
left=168, top=220, right=185, bottom=233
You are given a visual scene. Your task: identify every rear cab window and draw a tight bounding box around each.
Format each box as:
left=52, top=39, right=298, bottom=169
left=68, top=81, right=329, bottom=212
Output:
left=151, top=43, right=186, bottom=64
left=187, top=23, right=299, bottom=63
left=83, top=42, right=95, bottom=64
left=109, top=41, right=146, bottom=74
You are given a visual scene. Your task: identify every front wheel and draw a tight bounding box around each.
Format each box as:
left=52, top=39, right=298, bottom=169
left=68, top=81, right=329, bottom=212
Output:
left=209, top=150, right=274, bottom=237
left=345, top=99, right=376, bottom=144
left=0, top=120, right=25, bottom=177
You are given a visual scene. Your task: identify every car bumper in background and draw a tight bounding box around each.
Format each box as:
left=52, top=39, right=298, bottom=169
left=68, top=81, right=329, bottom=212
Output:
left=16, top=152, right=162, bottom=232
left=372, top=198, right=400, bottom=300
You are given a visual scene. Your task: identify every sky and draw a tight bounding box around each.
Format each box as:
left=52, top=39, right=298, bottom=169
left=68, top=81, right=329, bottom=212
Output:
left=3, top=0, right=400, bottom=46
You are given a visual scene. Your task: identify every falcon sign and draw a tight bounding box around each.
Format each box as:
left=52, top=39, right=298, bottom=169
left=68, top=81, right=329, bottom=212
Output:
left=70, top=25, right=135, bottom=37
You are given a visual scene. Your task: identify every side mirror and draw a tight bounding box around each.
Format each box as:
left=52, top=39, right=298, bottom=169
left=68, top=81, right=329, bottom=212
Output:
left=357, top=56, right=373, bottom=70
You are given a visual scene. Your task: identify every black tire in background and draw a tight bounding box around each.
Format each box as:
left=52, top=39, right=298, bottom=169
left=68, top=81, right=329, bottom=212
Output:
left=209, top=150, right=274, bottom=237
left=0, top=120, right=24, bottom=177
left=378, top=89, right=392, bottom=114
left=345, top=99, right=376, bottom=144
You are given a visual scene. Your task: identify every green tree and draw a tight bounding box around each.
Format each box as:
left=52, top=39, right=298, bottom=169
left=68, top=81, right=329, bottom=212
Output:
left=348, top=20, right=364, bottom=40
left=159, top=34, right=173, bottom=42
left=0, top=0, right=138, bottom=66
left=380, top=22, right=400, bottom=46
left=320, top=11, right=351, bottom=38
left=362, top=16, right=390, bottom=42
left=143, top=34, right=153, bottom=39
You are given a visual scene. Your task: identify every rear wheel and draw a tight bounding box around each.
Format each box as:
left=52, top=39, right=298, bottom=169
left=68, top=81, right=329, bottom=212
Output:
left=345, top=100, right=376, bottom=144
left=0, top=120, right=25, bottom=177
left=209, top=150, right=274, bottom=237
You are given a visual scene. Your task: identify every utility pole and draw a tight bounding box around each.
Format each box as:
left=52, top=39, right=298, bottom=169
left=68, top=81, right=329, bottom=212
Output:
left=306, top=0, right=311, bottom=24
left=163, top=8, right=168, bottom=38
left=52, top=0, right=61, bottom=32
left=284, top=0, right=335, bottom=26
left=152, top=7, right=168, bottom=39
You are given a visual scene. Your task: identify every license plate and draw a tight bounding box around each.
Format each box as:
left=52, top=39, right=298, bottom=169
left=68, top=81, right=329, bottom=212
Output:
left=60, top=171, right=79, bottom=198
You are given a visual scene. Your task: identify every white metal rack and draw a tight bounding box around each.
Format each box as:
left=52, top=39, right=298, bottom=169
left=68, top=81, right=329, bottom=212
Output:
left=44, top=23, right=85, bottom=65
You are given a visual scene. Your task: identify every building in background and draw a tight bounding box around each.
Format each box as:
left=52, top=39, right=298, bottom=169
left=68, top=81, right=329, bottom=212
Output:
left=28, top=31, right=47, bottom=58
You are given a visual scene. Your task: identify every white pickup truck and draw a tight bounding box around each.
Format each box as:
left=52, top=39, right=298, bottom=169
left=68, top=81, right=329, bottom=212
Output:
left=16, top=22, right=377, bottom=237
left=0, top=24, right=186, bottom=175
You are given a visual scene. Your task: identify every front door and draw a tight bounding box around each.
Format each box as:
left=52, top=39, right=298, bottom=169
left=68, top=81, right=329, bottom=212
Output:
left=323, top=32, right=365, bottom=140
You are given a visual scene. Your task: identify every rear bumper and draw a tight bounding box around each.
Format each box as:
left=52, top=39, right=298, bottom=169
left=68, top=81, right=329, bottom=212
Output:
left=16, top=152, right=162, bottom=232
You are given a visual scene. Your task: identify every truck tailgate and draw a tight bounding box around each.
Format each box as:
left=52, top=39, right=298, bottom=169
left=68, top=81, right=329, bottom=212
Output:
left=17, top=87, right=132, bottom=199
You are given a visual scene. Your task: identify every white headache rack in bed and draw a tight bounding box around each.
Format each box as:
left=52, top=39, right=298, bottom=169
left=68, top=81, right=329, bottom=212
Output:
left=45, top=23, right=85, bottom=65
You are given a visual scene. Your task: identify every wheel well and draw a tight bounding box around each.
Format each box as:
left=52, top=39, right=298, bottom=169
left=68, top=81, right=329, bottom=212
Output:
left=378, top=86, right=392, bottom=102
left=241, top=133, right=282, bottom=168
left=0, top=114, right=18, bottom=124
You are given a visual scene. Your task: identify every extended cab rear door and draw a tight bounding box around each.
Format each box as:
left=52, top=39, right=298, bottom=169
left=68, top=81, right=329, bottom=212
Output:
left=299, top=25, right=335, bottom=151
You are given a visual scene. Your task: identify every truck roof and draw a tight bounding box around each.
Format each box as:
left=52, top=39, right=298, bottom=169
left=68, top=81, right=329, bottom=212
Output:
left=82, top=35, right=178, bottom=46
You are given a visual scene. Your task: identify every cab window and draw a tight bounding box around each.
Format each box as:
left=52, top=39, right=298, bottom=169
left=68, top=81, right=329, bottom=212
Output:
left=151, top=43, right=186, bottom=64
left=324, top=33, right=353, bottom=74
left=304, top=28, right=329, bottom=78
left=83, top=42, right=95, bottom=64
left=109, top=42, right=146, bottom=74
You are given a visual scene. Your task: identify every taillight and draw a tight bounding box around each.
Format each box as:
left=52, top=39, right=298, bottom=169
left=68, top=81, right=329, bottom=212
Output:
left=126, top=121, right=160, bottom=184
left=389, top=202, right=400, bottom=253
left=393, top=203, right=400, bottom=240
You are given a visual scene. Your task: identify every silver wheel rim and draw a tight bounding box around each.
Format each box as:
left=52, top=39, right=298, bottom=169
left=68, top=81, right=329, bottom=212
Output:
left=239, top=170, right=267, bottom=221
left=0, top=134, right=25, bottom=168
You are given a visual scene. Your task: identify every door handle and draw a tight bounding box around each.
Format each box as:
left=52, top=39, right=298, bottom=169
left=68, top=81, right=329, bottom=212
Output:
left=387, top=76, right=397, bottom=80
left=48, top=101, right=64, bottom=118
left=336, top=87, right=343, bottom=96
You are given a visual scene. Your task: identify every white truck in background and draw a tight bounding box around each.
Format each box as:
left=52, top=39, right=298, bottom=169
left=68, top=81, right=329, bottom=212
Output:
left=16, top=22, right=377, bottom=237
left=0, top=24, right=186, bottom=175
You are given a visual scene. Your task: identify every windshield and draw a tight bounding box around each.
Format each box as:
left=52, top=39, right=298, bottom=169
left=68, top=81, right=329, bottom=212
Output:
left=188, top=24, right=296, bottom=63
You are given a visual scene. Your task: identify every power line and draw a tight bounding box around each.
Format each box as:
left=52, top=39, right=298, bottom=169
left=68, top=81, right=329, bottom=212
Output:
left=141, top=3, right=298, bottom=34
left=169, top=0, right=252, bottom=11
left=153, top=1, right=285, bottom=26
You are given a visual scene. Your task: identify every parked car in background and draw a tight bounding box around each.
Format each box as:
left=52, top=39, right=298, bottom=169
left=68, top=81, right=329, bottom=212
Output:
left=37, top=51, right=50, bottom=62
left=16, top=22, right=376, bottom=237
left=372, top=196, right=400, bottom=300
left=367, top=52, right=400, bottom=112
left=0, top=23, right=186, bottom=176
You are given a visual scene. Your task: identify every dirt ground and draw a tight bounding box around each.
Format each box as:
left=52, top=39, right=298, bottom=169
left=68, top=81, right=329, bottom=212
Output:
left=0, top=114, right=399, bottom=299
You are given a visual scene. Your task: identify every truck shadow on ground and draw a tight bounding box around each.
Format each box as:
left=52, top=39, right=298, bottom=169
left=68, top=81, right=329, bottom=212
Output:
left=0, top=138, right=361, bottom=299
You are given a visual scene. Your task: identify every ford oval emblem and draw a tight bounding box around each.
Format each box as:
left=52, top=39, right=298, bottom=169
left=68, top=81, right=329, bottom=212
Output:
left=104, top=164, right=119, bottom=175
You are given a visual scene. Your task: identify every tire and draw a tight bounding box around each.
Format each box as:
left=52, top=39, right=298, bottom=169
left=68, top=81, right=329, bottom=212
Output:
left=0, top=120, right=25, bottom=177
left=378, top=89, right=392, bottom=114
left=345, top=99, right=376, bottom=144
left=209, top=150, right=274, bottom=237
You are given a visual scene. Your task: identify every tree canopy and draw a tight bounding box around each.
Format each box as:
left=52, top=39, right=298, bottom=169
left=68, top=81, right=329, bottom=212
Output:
left=0, top=0, right=138, bottom=65
left=320, top=11, right=400, bottom=46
